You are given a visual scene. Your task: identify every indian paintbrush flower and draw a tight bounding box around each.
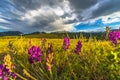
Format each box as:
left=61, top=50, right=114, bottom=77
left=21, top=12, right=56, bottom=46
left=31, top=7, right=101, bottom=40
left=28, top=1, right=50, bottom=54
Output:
left=28, top=46, right=43, bottom=64
left=74, top=41, right=82, bottom=54
left=63, top=37, right=70, bottom=50
left=46, top=43, right=54, bottom=71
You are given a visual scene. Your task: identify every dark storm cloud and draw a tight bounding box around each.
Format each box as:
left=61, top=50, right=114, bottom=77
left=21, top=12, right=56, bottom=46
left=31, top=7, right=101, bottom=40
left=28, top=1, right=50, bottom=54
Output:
left=12, top=0, right=64, bottom=11
left=69, top=0, right=120, bottom=20
left=68, top=0, right=97, bottom=9
left=12, top=0, right=41, bottom=11
left=92, top=0, right=120, bottom=18
left=67, top=0, right=120, bottom=20
left=30, top=13, right=58, bottom=28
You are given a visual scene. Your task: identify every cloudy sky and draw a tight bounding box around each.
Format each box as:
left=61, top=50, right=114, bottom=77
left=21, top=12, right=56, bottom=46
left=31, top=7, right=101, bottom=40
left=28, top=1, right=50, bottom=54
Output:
left=0, top=0, right=120, bottom=33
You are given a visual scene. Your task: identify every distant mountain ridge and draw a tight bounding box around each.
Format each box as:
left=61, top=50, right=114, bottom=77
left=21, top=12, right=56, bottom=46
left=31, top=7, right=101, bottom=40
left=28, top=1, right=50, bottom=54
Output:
left=25, top=32, right=46, bottom=35
left=0, top=29, right=119, bottom=37
left=0, top=31, right=23, bottom=36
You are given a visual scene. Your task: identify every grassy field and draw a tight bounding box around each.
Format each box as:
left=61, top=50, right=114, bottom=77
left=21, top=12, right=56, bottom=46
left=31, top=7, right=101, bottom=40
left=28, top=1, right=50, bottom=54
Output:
left=0, top=36, right=120, bottom=80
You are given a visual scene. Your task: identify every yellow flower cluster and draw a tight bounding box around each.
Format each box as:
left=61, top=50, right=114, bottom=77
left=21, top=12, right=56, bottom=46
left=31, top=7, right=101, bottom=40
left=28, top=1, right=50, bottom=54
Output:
left=4, top=54, right=13, bottom=72
left=46, top=53, right=54, bottom=71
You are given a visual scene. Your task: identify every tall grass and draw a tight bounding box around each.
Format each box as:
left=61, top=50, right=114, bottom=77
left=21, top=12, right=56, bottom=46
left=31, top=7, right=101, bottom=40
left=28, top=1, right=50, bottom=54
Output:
left=0, top=36, right=119, bottom=80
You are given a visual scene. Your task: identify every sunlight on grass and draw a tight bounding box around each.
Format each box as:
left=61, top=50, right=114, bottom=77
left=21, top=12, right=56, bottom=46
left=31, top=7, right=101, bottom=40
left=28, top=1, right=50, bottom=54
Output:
left=0, top=34, right=120, bottom=80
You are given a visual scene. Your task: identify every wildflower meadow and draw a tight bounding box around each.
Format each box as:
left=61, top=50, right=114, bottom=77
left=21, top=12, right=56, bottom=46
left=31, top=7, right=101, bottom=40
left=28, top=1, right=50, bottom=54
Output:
left=0, top=31, right=120, bottom=80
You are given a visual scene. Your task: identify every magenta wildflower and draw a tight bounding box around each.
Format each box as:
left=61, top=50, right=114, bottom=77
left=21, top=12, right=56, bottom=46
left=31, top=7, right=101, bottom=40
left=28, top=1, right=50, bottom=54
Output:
left=74, top=41, right=82, bottom=54
left=0, top=64, right=9, bottom=79
left=10, top=72, right=17, bottom=78
left=109, top=32, right=117, bottom=45
left=28, top=46, right=43, bottom=64
left=3, top=76, right=7, bottom=80
left=63, top=37, right=70, bottom=50
left=113, top=30, right=120, bottom=39
left=0, top=64, right=16, bottom=79
left=109, top=30, right=120, bottom=45
left=0, top=68, right=3, bottom=79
